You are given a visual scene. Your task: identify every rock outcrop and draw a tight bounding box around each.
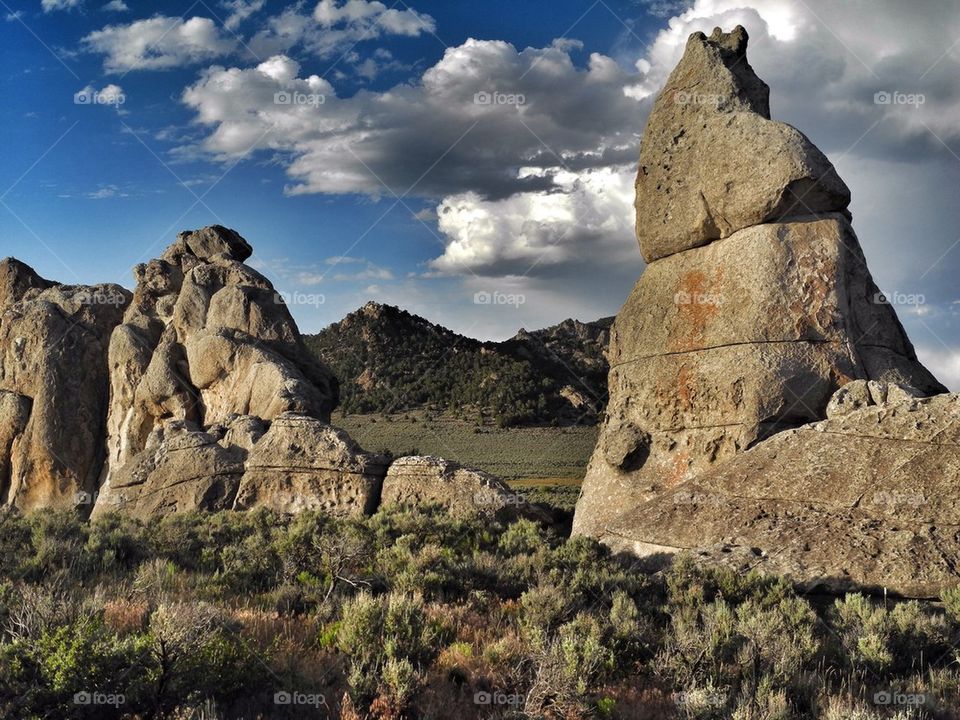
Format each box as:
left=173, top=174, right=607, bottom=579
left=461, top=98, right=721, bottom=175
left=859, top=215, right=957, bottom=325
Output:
left=234, top=414, right=387, bottom=515
left=94, top=226, right=340, bottom=513
left=0, top=225, right=536, bottom=522
left=382, top=456, right=549, bottom=523
left=572, top=27, right=946, bottom=557
left=0, top=258, right=130, bottom=509
left=91, top=412, right=389, bottom=520
left=635, top=26, right=850, bottom=262
left=612, top=388, right=960, bottom=597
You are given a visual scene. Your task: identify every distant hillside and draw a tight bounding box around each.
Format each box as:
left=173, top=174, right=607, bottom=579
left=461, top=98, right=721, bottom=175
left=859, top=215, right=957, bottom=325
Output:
left=304, top=302, right=612, bottom=426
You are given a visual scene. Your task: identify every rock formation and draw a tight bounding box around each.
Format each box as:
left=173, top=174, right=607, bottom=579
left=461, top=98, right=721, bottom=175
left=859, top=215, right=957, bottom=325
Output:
left=634, top=25, right=850, bottom=262
left=0, top=258, right=130, bottom=509
left=614, top=386, right=960, bottom=597
left=572, top=25, right=947, bottom=584
left=382, top=456, right=549, bottom=523
left=93, top=413, right=389, bottom=520
left=0, top=225, right=534, bottom=522
left=97, top=226, right=338, bottom=499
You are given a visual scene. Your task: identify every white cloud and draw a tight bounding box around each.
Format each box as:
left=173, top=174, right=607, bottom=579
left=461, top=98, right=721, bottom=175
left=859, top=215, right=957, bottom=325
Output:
left=248, top=0, right=435, bottom=59
left=431, top=166, right=636, bottom=277
left=86, top=184, right=124, bottom=199
left=181, top=39, right=641, bottom=199
left=42, top=0, right=81, bottom=12
left=101, top=0, right=128, bottom=11
left=181, top=0, right=960, bottom=346
left=83, top=16, right=237, bottom=72
left=221, top=0, right=264, bottom=30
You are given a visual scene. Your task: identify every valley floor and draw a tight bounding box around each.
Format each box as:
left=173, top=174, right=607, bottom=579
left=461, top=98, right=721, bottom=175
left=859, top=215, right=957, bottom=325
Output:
left=333, top=412, right=597, bottom=482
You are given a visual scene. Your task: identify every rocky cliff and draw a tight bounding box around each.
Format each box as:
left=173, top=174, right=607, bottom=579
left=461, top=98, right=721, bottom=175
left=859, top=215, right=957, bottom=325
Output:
left=572, top=26, right=953, bottom=596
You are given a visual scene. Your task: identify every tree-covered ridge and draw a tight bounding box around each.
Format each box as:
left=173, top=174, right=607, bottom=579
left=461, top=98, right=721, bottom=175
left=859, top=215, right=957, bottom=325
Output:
left=304, top=303, right=613, bottom=426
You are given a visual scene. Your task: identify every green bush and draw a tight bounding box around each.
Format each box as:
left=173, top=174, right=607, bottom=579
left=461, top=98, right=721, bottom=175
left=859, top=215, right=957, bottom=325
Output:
left=336, top=591, right=440, bottom=706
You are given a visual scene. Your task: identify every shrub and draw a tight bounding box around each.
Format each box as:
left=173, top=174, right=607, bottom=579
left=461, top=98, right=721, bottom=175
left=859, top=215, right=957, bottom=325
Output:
left=1, top=615, right=152, bottom=717
left=23, top=511, right=88, bottom=579
left=829, top=594, right=948, bottom=676
left=336, top=591, right=439, bottom=707
left=85, top=513, right=149, bottom=573
left=147, top=601, right=264, bottom=710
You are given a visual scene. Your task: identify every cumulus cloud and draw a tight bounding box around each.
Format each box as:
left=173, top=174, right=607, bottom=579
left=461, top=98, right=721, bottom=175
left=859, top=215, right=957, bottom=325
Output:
left=248, top=0, right=435, bottom=59
left=83, top=16, right=238, bottom=72
left=178, top=0, right=960, bottom=348
left=431, top=167, right=636, bottom=277
left=181, top=39, right=642, bottom=200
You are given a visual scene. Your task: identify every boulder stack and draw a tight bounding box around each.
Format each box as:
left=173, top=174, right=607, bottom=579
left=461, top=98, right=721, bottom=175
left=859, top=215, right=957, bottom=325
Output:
left=572, top=27, right=946, bottom=562
left=0, top=225, right=535, bottom=522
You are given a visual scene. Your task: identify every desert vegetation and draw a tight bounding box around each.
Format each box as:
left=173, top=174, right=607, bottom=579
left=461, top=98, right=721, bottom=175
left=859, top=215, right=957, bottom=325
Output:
left=0, top=507, right=958, bottom=719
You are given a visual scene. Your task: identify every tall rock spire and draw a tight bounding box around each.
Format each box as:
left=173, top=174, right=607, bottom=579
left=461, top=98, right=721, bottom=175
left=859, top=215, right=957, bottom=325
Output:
left=573, top=26, right=944, bottom=543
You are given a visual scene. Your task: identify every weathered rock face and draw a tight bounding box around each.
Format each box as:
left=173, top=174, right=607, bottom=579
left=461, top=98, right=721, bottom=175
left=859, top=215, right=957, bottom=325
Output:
left=635, top=26, right=850, bottom=262
left=96, top=226, right=339, bottom=511
left=0, top=259, right=130, bottom=509
left=609, top=388, right=960, bottom=597
left=235, top=414, right=388, bottom=515
left=572, top=27, right=945, bottom=543
left=382, top=456, right=549, bottom=523
left=91, top=413, right=388, bottom=520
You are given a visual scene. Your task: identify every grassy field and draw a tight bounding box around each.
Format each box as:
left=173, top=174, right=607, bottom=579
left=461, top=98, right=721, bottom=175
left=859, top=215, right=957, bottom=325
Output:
left=334, top=411, right=597, bottom=482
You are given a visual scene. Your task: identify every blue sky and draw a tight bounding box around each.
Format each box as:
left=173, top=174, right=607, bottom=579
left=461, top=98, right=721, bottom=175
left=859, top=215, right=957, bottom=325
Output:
left=3, top=0, right=960, bottom=388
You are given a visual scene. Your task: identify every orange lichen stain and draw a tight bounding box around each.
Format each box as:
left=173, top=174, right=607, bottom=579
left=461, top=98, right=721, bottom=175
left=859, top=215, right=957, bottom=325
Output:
left=668, top=448, right=691, bottom=487
left=668, top=268, right=722, bottom=352
left=676, top=364, right=694, bottom=412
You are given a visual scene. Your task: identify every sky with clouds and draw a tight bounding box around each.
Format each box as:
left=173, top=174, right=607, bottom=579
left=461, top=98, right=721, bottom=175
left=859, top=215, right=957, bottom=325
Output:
left=2, top=0, right=960, bottom=389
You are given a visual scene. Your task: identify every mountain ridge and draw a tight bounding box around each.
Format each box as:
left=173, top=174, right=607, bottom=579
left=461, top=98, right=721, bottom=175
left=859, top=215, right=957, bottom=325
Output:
left=304, top=301, right=613, bottom=426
